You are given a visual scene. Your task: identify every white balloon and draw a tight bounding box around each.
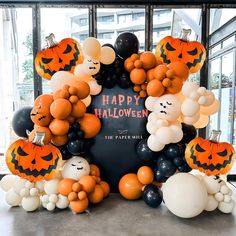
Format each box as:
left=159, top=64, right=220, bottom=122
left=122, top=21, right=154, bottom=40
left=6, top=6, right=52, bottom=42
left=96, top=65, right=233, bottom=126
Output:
left=155, top=127, right=174, bottom=144
left=145, top=96, right=157, bottom=111
left=182, top=113, right=200, bottom=125
left=56, top=194, right=69, bottom=209
left=154, top=94, right=181, bottom=121
left=169, top=125, right=183, bottom=143
left=215, top=192, right=224, bottom=202
left=202, top=91, right=215, bottom=106
left=181, top=99, right=200, bottom=117
left=205, top=195, right=218, bottom=211
left=201, top=176, right=221, bottom=194
left=182, top=82, right=199, bottom=97
left=197, top=87, right=207, bottom=95
left=25, top=181, right=34, bottom=189
left=21, top=196, right=40, bottom=212
left=147, top=135, right=165, bottom=152
left=41, top=194, right=49, bottom=203
left=156, top=119, right=169, bottom=128
left=193, top=114, right=209, bottom=129
left=49, top=194, right=58, bottom=204
left=163, top=173, right=208, bottom=218
left=30, top=188, right=39, bottom=197
left=100, top=47, right=116, bottom=65
left=0, top=175, right=18, bottom=192
left=74, top=64, right=86, bottom=77
left=13, top=178, right=27, bottom=195
left=20, top=188, right=30, bottom=197
left=5, top=188, right=22, bottom=207
left=44, top=179, right=60, bottom=195
left=198, top=96, right=207, bottom=105
left=148, top=112, right=157, bottom=122
left=35, top=181, right=44, bottom=192
left=200, top=99, right=220, bottom=115
left=88, top=80, right=102, bottom=95
left=218, top=201, right=234, bottom=214
left=224, top=195, right=231, bottom=203
left=146, top=121, right=158, bottom=135
left=46, top=202, right=56, bottom=211
left=82, top=37, right=101, bottom=59
left=81, top=95, right=92, bottom=107
left=189, top=91, right=200, bottom=101
left=61, top=156, right=90, bottom=180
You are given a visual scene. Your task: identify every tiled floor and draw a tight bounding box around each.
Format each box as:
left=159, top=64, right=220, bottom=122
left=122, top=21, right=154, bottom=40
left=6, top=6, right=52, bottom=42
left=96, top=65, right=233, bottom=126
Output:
left=0, top=189, right=236, bottom=236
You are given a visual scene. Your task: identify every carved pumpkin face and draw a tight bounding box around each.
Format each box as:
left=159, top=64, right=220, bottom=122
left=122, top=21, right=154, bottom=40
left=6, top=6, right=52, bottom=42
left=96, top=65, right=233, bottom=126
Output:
left=31, top=105, right=52, bottom=126
left=185, top=137, right=235, bottom=175
left=156, top=36, right=206, bottom=73
left=35, top=35, right=83, bottom=80
left=6, top=139, right=61, bottom=182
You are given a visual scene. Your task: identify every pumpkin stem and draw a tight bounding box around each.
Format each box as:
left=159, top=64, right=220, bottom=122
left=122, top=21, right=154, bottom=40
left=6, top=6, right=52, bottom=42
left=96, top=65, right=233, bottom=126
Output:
left=45, top=33, right=57, bottom=48
left=209, top=130, right=221, bottom=143
left=31, top=131, right=45, bottom=146
left=180, top=29, right=191, bottom=41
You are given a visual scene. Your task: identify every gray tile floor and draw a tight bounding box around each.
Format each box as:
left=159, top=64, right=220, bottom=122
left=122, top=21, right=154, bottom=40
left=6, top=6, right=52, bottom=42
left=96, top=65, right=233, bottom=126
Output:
left=0, top=190, right=236, bottom=236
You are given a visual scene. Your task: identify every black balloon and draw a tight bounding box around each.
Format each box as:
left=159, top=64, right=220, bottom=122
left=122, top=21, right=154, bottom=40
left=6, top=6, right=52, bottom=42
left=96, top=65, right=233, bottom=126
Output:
left=156, top=154, right=167, bottom=166
left=59, top=145, right=72, bottom=160
left=136, top=139, right=156, bottom=162
left=178, top=163, right=192, bottom=173
left=142, top=184, right=163, bottom=208
left=154, top=168, right=168, bottom=182
left=67, top=140, right=85, bottom=155
left=68, top=131, right=77, bottom=141
left=117, top=73, right=132, bottom=89
left=165, top=143, right=185, bottom=159
left=181, top=123, right=197, bottom=144
left=172, top=157, right=185, bottom=167
left=158, top=159, right=176, bottom=177
left=114, top=32, right=139, bottom=59
left=12, top=106, right=34, bottom=138
left=71, top=122, right=80, bottom=131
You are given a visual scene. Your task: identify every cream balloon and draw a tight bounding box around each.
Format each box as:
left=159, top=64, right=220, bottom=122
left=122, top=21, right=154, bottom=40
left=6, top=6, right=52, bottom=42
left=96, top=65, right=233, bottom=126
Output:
left=201, top=175, right=221, bottom=194
left=163, top=173, right=208, bottom=218
left=193, top=114, right=209, bottom=128
left=181, top=99, right=200, bottom=117
left=100, top=46, right=116, bottom=65
left=218, top=201, right=235, bottom=214
left=155, top=127, right=175, bottom=144
left=0, top=175, right=18, bottom=192
left=147, top=135, right=165, bottom=152
left=182, top=82, right=199, bottom=97
left=44, top=179, right=60, bottom=195
left=21, top=196, right=40, bottom=212
left=56, top=194, right=69, bottom=209
left=74, top=64, right=86, bottom=77
left=13, top=178, right=27, bottom=195
left=82, top=37, right=101, bottom=59
left=81, top=95, right=92, bottom=107
left=145, top=96, right=157, bottom=111
left=5, top=188, right=22, bottom=207
left=182, top=112, right=200, bottom=125
left=169, top=125, right=183, bottom=143
left=88, top=80, right=102, bottom=95
left=200, top=99, right=220, bottom=115
left=205, top=195, right=218, bottom=211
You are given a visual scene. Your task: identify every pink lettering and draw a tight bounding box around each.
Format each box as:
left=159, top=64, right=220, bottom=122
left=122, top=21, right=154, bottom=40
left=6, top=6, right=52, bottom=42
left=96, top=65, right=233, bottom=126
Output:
left=118, top=95, right=125, bottom=105
left=102, top=95, right=109, bottom=105
left=127, top=96, right=132, bottom=105
left=134, top=95, right=140, bottom=105
left=142, top=109, right=149, bottom=117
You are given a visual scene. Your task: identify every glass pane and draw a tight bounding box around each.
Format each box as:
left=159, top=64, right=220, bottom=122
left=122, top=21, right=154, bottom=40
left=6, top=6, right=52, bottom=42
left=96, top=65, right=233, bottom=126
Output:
left=153, top=8, right=202, bottom=50
left=40, top=8, right=89, bottom=93
left=210, top=9, right=236, bottom=34
left=220, top=52, right=234, bottom=143
left=97, top=8, right=145, bottom=50
left=0, top=8, right=33, bottom=173
left=222, top=35, right=235, bottom=49
left=210, top=43, right=221, bottom=55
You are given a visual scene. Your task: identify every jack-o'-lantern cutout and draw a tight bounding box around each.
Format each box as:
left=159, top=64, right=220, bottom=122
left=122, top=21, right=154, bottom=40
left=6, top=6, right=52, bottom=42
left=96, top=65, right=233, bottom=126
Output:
left=156, top=29, right=206, bottom=73
left=185, top=130, right=235, bottom=176
left=35, top=33, right=83, bottom=80
left=6, top=132, right=62, bottom=182
left=31, top=105, right=52, bottom=126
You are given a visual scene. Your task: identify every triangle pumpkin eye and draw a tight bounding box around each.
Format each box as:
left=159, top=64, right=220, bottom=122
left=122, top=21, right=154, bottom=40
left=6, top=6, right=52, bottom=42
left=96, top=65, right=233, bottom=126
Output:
left=17, top=146, right=29, bottom=156
left=195, top=144, right=205, bottom=152
left=63, top=44, right=72, bottom=54
left=42, top=58, right=53, bottom=64
left=187, top=48, right=198, bottom=55
left=166, top=42, right=176, bottom=51
left=217, top=149, right=227, bottom=157
left=41, top=153, right=53, bottom=161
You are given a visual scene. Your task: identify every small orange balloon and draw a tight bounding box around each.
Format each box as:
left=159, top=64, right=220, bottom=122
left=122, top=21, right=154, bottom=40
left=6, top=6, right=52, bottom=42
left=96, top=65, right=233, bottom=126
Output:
left=34, top=94, right=54, bottom=108
left=63, top=84, right=70, bottom=91
left=50, top=98, right=72, bottom=119
left=153, top=64, right=168, bottom=80
left=124, top=58, right=134, bottom=72
left=89, top=164, right=100, bottom=177
left=134, top=60, right=143, bottom=68
left=78, top=191, right=87, bottom=200
left=71, top=100, right=86, bottom=118
left=140, top=52, right=157, bottom=70
left=69, top=95, right=79, bottom=104
left=137, top=166, right=154, bottom=185
left=79, top=175, right=96, bottom=193
left=72, top=182, right=82, bottom=193
left=139, top=90, right=147, bottom=98
left=69, top=86, right=78, bottom=95
left=146, top=79, right=165, bottom=97
left=146, top=68, right=155, bottom=82
left=100, top=181, right=110, bottom=198
left=119, top=173, right=143, bottom=200
left=166, top=69, right=175, bottom=79
left=67, top=116, right=75, bottom=124
left=29, top=126, right=52, bottom=145
left=68, top=191, right=78, bottom=201
left=141, top=83, right=147, bottom=90
left=133, top=85, right=141, bottom=92
left=168, top=61, right=189, bottom=81
left=130, top=68, right=146, bottom=85
left=131, top=53, right=140, bottom=61
left=166, top=77, right=183, bottom=94
left=58, top=178, right=76, bottom=196
left=72, top=81, right=90, bottom=99
left=49, top=119, right=70, bottom=136
left=78, top=113, right=101, bottom=138
left=59, top=89, right=70, bottom=99
left=51, top=135, right=68, bottom=146
left=70, top=198, right=89, bottom=214
left=162, top=78, right=172, bottom=87
left=53, top=90, right=62, bottom=100
left=88, top=184, right=104, bottom=204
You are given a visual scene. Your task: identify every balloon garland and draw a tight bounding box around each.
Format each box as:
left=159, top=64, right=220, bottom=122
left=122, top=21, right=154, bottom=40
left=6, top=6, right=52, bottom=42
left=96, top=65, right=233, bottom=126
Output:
left=1, top=31, right=235, bottom=218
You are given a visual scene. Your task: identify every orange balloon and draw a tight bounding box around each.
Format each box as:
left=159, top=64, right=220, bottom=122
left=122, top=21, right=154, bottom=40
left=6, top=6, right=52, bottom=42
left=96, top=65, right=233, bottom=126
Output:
left=53, top=90, right=63, bottom=100
left=153, top=64, right=168, bottom=80
left=88, top=184, right=104, bottom=204
left=139, top=90, right=147, bottom=98
left=168, top=61, right=189, bottom=81
left=31, top=105, right=52, bottom=127
left=29, top=126, right=52, bottom=145
left=119, top=173, right=143, bottom=200
left=124, top=58, right=134, bottom=72
left=140, top=52, right=157, bottom=70
left=72, top=81, right=90, bottom=99
left=68, top=191, right=78, bottom=201
left=89, top=164, right=100, bottom=177
left=68, top=86, right=78, bottom=95
left=50, top=98, right=72, bottom=119
left=58, top=178, right=76, bottom=196
left=72, top=182, right=82, bottom=192
left=146, top=79, right=165, bottom=97
left=59, top=89, right=70, bottom=99
left=78, top=113, right=101, bottom=138
left=146, top=68, right=155, bottom=82
left=100, top=181, right=110, bottom=198
left=69, top=95, right=79, bottom=104
left=166, top=77, right=183, bottom=94
left=131, top=53, right=139, bottom=61
left=34, top=94, right=54, bottom=108
left=133, top=85, right=141, bottom=92
left=134, top=60, right=143, bottom=68
left=137, top=166, right=154, bottom=185
left=130, top=68, right=146, bottom=85
left=49, top=119, right=70, bottom=136
left=79, top=175, right=96, bottom=193
left=70, top=198, right=89, bottom=214
left=67, top=115, right=75, bottom=124
left=71, top=100, right=86, bottom=118
left=166, top=69, right=176, bottom=79
left=78, top=191, right=87, bottom=200
left=51, top=135, right=68, bottom=146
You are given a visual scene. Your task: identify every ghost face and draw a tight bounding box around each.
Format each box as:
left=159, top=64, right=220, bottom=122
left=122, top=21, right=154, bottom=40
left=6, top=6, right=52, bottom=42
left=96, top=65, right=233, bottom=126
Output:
left=154, top=94, right=181, bottom=121
left=61, top=156, right=90, bottom=180
left=82, top=56, right=100, bottom=75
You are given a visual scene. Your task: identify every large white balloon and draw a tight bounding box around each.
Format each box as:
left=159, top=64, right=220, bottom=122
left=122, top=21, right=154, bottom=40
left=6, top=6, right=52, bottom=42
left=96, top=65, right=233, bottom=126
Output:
left=88, top=80, right=102, bottom=95
left=0, top=175, right=17, bottom=192
left=205, top=195, right=218, bottom=211
left=82, top=37, right=101, bottom=59
left=61, top=156, right=90, bottom=180
left=163, top=173, right=208, bottom=218
left=56, top=194, right=69, bottom=209
left=182, top=82, right=199, bottom=97
left=13, top=178, right=27, bottom=195
left=181, top=99, right=200, bottom=117
left=147, top=135, right=165, bottom=152
left=44, top=179, right=60, bottom=195
left=5, top=188, right=22, bottom=207
left=145, top=96, right=157, bottom=112
left=21, top=196, right=40, bottom=212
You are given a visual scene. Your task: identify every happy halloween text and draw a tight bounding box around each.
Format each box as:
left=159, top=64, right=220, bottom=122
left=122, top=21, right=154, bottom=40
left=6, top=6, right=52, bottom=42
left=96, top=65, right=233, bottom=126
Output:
left=93, top=95, right=148, bottom=119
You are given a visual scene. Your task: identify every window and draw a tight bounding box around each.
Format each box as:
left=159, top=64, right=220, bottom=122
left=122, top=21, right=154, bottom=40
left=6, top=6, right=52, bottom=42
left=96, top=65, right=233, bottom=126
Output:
left=97, top=15, right=114, bottom=23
